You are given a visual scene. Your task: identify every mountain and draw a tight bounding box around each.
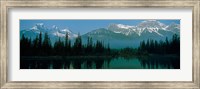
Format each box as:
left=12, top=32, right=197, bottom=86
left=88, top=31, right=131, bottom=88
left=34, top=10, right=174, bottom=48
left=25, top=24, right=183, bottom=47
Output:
left=20, top=20, right=180, bottom=48
left=82, top=20, right=180, bottom=48
left=20, top=23, right=78, bottom=43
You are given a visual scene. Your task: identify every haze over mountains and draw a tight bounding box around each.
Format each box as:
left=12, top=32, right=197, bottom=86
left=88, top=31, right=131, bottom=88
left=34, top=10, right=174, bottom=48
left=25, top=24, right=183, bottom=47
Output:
left=20, top=20, right=180, bottom=48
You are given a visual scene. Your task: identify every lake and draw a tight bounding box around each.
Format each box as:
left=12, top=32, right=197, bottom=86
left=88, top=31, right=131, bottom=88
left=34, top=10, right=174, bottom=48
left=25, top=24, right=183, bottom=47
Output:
left=20, top=55, right=180, bottom=69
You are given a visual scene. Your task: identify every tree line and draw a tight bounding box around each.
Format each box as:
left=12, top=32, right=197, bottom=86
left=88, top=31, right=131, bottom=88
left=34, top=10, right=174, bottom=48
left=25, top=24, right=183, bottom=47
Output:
left=138, top=34, right=180, bottom=55
left=20, top=32, right=180, bottom=57
left=20, top=32, right=111, bottom=56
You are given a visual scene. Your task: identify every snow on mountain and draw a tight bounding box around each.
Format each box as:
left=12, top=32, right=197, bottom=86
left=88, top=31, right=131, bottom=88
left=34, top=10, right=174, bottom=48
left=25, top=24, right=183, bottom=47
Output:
left=137, top=20, right=166, bottom=29
left=165, top=22, right=180, bottom=33
left=51, top=25, right=59, bottom=31
left=116, top=24, right=135, bottom=29
left=108, top=24, right=137, bottom=36
left=20, top=20, right=180, bottom=48
left=29, top=23, right=48, bottom=33
left=20, top=23, right=78, bottom=41
left=82, top=20, right=179, bottom=48
left=107, top=20, right=179, bottom=37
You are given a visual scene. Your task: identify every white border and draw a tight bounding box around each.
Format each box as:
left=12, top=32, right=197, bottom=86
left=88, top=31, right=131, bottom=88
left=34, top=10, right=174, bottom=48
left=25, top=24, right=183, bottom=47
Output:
left=8, top=8, right=192, bottom=81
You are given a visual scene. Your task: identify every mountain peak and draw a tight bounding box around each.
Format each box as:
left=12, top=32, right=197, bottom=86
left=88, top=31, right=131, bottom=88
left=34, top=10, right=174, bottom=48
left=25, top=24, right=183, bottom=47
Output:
left=138, top=20, right=166, bottom=28
left=165, top=22, right=180, bottom=33
left=106, top=20, right=180, bottom=37
left=61, top=29, right=71, bottom=33
left=169, top=22, right=179, bottom=26
left=109, top=23, right=135, bottom=29
left=36, top=23, right=44, bottom=26
left=21, top=23, right=78, bottom=41
left=52, top=25, right=59, bottom=30
left=108, top=23, right=136, bottom=36
left=29, top=23, right=47, bottom=32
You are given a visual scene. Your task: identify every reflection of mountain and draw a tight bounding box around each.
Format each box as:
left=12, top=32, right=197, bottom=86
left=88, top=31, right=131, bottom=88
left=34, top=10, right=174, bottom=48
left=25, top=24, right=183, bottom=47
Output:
left=20, top=20, right=180, bottom=48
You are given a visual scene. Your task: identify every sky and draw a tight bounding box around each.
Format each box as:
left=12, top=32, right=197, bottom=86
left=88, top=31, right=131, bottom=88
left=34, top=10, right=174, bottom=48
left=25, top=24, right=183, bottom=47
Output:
left=20, top=20, right=180, bottom=34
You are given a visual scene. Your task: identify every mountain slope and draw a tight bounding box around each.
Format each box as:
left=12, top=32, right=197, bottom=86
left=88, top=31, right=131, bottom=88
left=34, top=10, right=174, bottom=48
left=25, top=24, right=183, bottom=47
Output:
left=82, top=20, right=180, bottom=48
left=20, top=23, right=78, bottom=43
left=20, top=20, right=180, bottom=48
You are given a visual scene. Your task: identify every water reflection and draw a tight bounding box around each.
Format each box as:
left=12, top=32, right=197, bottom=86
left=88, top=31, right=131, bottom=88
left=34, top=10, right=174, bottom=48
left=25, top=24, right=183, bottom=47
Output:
left=20, top=55, right=180, bottom=69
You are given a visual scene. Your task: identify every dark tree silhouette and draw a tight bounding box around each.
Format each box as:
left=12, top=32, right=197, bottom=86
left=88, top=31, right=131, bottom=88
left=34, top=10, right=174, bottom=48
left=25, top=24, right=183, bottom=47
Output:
left=138, top=34, right=180, bottom=55
left=38, top=32, right=42, bottom=55
left=32, top=35, right=39, bottom=55
left=73, top=33, right=82, bottom=55
left=64, top=32, right=69, bottom=55
left=42, top=32, right=52, bottom=55
left=54, top=37, right=64, bottom=55
left=20, top=32, right=180, bottom=57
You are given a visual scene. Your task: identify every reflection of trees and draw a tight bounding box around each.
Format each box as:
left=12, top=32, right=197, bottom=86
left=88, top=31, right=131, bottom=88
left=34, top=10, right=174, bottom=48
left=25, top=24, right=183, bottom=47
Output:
left=86, top=61, right=92, bottom=69
left=20, top=56, right=113, bottom=69
left=80, top=57, right=112, bottom=69
left=138, top=55, right=180, bottom=69
left=20, top=55, right=180, bottom=69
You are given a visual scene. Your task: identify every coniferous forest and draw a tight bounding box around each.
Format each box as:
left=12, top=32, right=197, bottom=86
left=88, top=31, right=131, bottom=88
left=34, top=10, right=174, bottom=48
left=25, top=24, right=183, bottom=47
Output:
left=20, top=32, right=180, bottom=69
left=20, top=32, right=180, bottom=56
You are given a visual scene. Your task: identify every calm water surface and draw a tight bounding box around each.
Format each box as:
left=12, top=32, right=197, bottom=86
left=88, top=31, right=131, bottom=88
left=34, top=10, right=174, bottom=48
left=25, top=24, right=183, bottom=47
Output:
left=20, top=55, right=180, bottom=69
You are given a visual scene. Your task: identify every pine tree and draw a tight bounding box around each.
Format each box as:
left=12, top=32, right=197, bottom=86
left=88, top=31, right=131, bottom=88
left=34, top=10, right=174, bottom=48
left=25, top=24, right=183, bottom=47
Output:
left=68, top=39, right=71, bottom=55
left=165, top=37, right=169, bottom=53
left=20, top=34, right=26, bottom=56
left=54, top=37, right=64, bottom=55
left=42, top=32, right=52, bottom=55
left=65, top=32, right=69, bottom=55
left=107, top=43, right=111, bottom=53
left=38, top=32, right=42, bottom=55
left=73, top=33, right=82, bottom=55
left=32, top=35, right=39, bottom=55
left=154, top=40, right=158, bottom=53
left=146, top=39, right=150, bottom=52
left=149, top=39, right=155, bottom=53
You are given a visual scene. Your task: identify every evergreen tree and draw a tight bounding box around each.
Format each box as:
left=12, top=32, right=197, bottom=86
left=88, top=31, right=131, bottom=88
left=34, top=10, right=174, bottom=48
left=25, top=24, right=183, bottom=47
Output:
left=154, top=40, right=158, bottom=53
left=38, top=32, right=42, bottom=55
left=20, top=34, right=32, bottom=56
left=165, top=37, right=169, bottom=53
left=32, top=35, right=39, bottom=55
left=146, top=39, right=150, bottom=52
left=107, top=43, right=111, bottom=53
left=20, top=34, right=26, bottom=56
left=42, top=32, right=52, bottom=55
left=149, top=39, right=155, bottom=53
left=68, top=39, right=71, bottom=55
left=140, top=40, right=146, bottom=51
left=64, top=32, right=69, bottom=55
left=86, top=37, right=90, bottom=53
left=54, top=37, right=64, bottom=55
left=73, top=33, right=82, bottom=55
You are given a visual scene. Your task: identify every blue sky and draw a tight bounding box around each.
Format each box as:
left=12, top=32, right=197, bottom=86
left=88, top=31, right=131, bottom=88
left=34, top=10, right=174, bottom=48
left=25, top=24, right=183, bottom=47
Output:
left=20, top=20, right=180, bottom=34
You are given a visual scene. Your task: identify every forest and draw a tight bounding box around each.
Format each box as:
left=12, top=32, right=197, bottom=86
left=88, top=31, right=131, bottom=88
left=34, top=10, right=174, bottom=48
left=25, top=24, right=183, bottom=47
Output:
left=20, top=32, right=180, bottom=57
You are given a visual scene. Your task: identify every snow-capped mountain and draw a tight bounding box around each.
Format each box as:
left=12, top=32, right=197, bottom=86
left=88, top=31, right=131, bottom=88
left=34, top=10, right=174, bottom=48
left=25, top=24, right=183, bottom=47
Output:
left=108, top=24, right=137, bottom=36
left=82, top=20, right=180, bottom=48
left=50, top=25, right=78, bottom=38
left=107, top=20, right=179, bottom=36
left=20, top=20, right=180, bottom=48
left=20, top=23, right=78, bottom=43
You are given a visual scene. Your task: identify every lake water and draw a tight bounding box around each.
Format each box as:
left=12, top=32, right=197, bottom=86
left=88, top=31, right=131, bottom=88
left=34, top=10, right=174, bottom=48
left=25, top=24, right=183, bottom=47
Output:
left=20, top=55, right=180, bottom=69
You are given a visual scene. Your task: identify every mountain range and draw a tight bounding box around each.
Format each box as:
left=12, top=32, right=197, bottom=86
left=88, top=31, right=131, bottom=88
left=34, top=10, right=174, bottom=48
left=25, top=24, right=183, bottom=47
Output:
left=20, top=20, right=180, bottom=48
